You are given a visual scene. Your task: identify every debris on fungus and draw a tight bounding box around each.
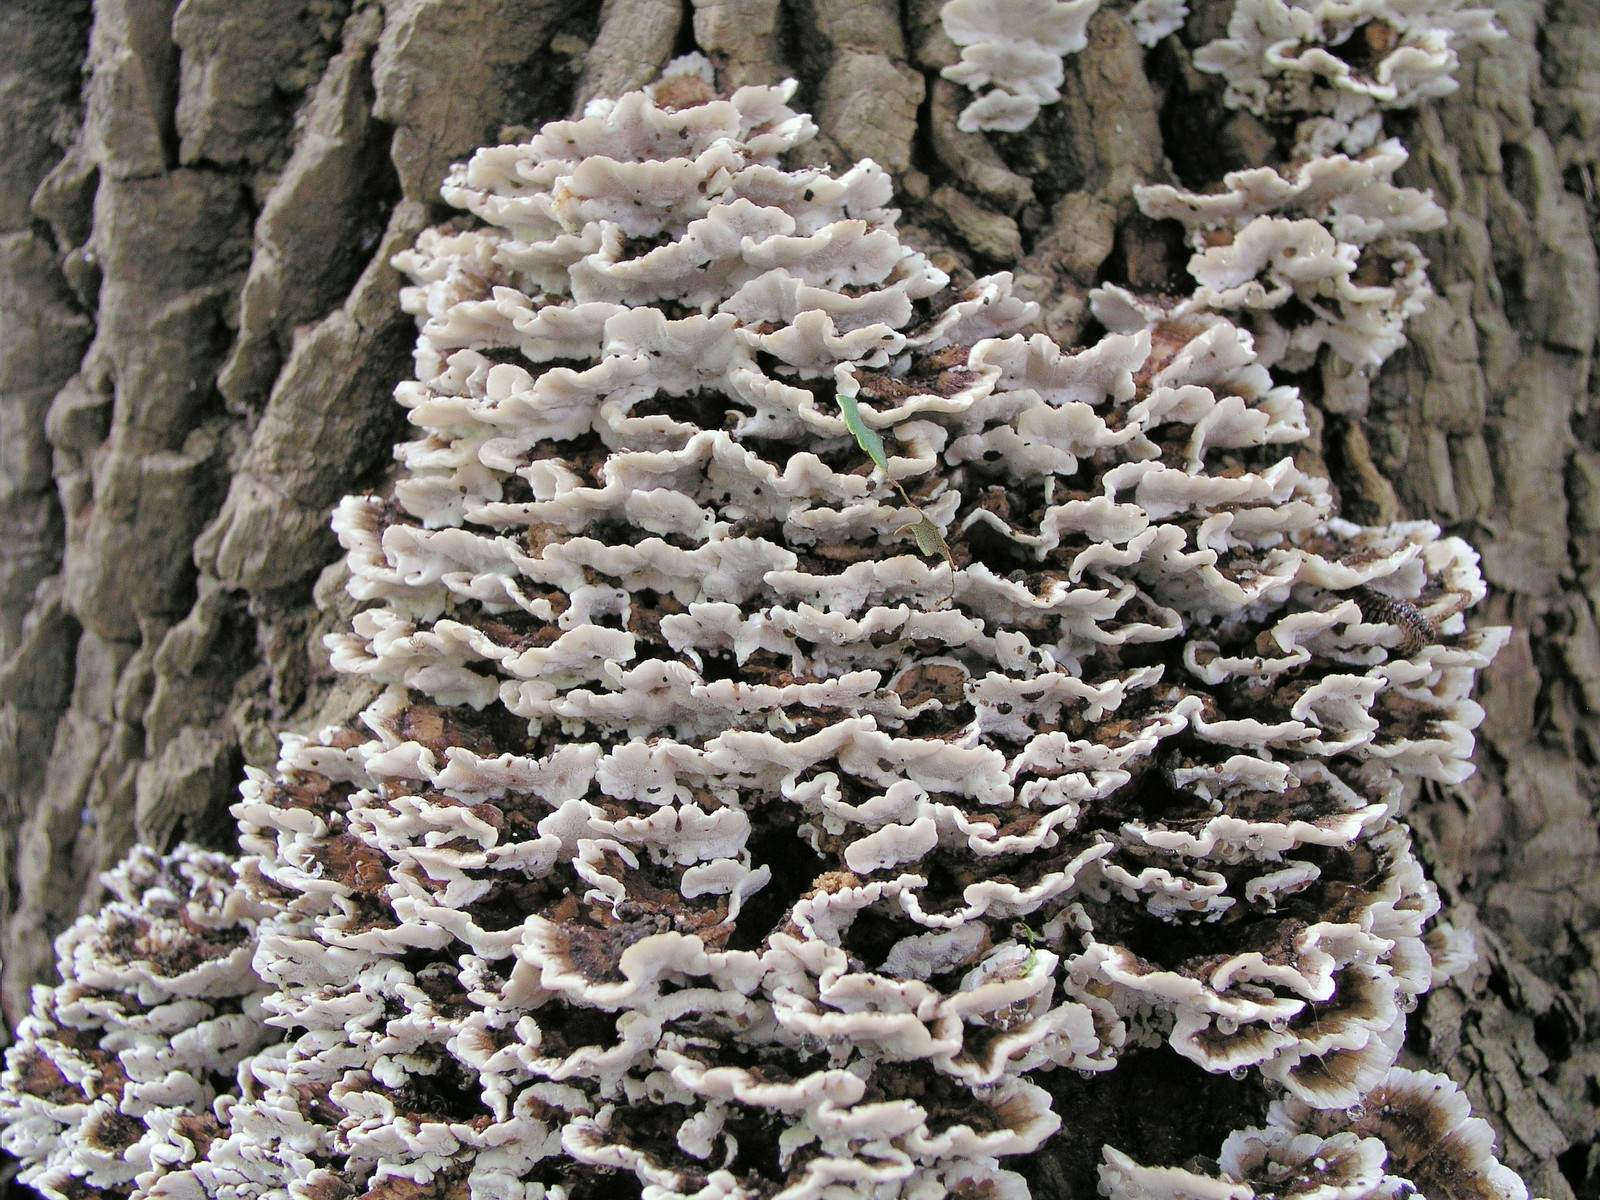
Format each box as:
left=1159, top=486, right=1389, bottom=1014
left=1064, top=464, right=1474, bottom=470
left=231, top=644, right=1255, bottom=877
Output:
left=0, top=26, right=1525, bottom=1200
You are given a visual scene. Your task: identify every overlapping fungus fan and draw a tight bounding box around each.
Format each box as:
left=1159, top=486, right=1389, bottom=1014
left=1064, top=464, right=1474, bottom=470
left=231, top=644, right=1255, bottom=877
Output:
left=940, top=0, right=1100, bottom=131
left=1123, top=138, right=1447, bottom=414
left=1127, top=0, right=1502, bottom=415
left=1193, top=0, right=1503, bottom=158
left=0, top=847, right=273, bottom=1200
left=2, top=55, right=1518, bottom=1200
left=1101, top=1067, right=1530, bottom=1200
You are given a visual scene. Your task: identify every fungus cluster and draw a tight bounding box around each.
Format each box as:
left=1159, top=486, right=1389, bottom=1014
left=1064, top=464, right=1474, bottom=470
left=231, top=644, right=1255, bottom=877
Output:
left=1125, top=138, right=1446, bottom=414
left=1125, top=0, right=1501, bottom=413
left=1101, top=1068, right=1530, bottom=1200
left=0, top=847, right=273, bottom=1200
left=940, top=0, right=1101, bottom=131
left=1193, top=0, right=1503, bottom=158
left=2, top=33, right=1524, bottom=1200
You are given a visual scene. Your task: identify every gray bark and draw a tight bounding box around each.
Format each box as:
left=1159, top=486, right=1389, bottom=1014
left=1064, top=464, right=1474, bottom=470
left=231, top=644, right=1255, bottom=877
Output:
left=0, top=0, right=1595, bottom=1195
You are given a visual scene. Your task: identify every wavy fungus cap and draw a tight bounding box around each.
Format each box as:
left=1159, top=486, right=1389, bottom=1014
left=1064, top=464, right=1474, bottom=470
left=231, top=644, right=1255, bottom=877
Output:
left=0, top=845, right=275, bottom=1200
left=1124, top=139, right=1447, bottom=413
left=0, top=59, right=1518, bottom=1200
left=1194, top=0, right=1503, bottom=155
left=1100, top=1067, right=1529, bottom=1200
left=939, top=0, right=1101, bottom=131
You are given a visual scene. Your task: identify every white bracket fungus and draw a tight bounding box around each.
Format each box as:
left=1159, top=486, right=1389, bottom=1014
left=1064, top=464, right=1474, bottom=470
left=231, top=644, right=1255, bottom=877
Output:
left=1125, top=1, right=1499, bottom=417
left=0, top=846, right=275, bottom=1200
left=940, top=0, right=1102, bottom=131
left=0, top=39, right=1526, bottom=1200
left=1193, top=0, right=1503, bottom=157
left=1126, top=0, right=1190, bottom=47
left=1100, top=1067, right=1530, bottom=1200
left=1127, top=139, right=1448, bottom=413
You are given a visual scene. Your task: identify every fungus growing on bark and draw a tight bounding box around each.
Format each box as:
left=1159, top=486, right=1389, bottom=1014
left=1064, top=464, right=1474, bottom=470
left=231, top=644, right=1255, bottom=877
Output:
left=1099, top=1067, right=1529, bottom=1200
left=0, top=846, right=275, bottom=1200
left=0, top=43, right=1524, bottom=1200
left=1129, top=140, right=1446, bottom=412
left=1193, top=0, right=1503, bottom=157
left=939, top=0, right=1101, bottom=131
left=1126, top=0, right=1190, bottom=47
left=1127, top=1, right=1499, bottom=415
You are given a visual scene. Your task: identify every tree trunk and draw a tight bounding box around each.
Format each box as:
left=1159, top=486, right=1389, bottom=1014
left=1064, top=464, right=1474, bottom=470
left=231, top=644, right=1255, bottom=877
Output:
left=0, top=0, right=1594, bottom=1196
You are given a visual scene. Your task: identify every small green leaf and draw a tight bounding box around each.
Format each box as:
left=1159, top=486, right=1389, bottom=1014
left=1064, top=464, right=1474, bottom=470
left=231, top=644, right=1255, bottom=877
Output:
left=837, top=390, right=890, bottom=472
left=1019, top=923, right=1040, bottom=976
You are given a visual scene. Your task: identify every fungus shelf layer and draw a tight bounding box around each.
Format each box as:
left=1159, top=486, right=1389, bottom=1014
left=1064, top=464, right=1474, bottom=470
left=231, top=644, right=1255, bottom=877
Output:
left=2, top=50, right=1521, bottom=1200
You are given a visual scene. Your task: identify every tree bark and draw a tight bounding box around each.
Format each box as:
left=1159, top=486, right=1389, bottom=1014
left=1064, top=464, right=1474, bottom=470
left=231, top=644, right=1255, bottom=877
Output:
left=0, top=0, right=1594, bottom=1196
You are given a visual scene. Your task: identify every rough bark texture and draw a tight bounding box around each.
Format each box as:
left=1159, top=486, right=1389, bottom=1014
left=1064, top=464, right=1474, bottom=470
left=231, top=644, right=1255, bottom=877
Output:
left=0, top=0, right=1594, bottom=1196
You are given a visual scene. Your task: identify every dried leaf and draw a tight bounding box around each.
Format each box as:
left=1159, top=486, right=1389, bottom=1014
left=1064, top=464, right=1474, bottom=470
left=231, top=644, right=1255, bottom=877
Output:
left=902, top=513, right=953, bottom=564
